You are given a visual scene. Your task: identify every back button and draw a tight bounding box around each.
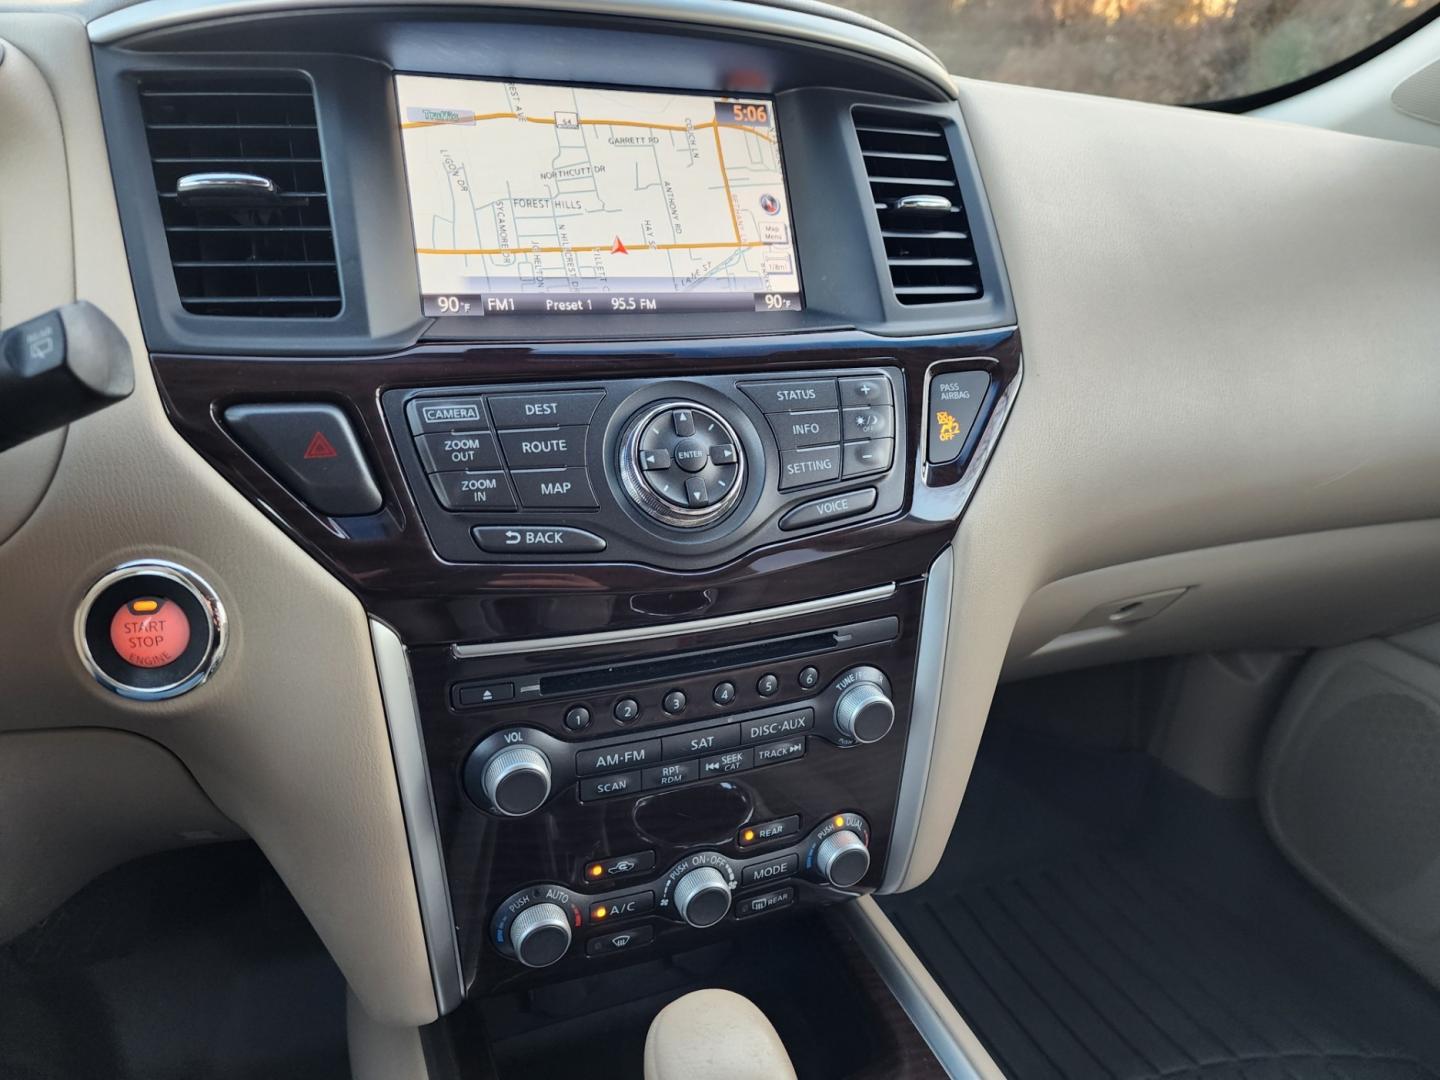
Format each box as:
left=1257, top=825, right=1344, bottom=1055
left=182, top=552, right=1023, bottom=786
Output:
left=473, top=526, right=606, bottom=554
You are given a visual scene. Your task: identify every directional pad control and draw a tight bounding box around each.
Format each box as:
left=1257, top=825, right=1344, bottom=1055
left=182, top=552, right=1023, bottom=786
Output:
left=619, top=401, right=745, bottom=529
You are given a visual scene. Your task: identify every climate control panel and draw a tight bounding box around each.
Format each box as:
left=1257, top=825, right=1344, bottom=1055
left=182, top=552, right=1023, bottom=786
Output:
left=490, top=813, right=873, bottom=968
left=380, top=367, right=908, bottom=567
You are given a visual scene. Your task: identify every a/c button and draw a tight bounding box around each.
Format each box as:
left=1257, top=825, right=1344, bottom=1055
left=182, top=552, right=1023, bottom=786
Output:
left=473, top=526, right=606, bottom=554
left=778, top=488, right=877, bottom=531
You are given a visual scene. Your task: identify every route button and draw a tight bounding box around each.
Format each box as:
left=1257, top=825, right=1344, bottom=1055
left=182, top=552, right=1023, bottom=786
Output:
left=498, top=426, right=589, bottom=469
left=472, top=525, right=606, bottom=554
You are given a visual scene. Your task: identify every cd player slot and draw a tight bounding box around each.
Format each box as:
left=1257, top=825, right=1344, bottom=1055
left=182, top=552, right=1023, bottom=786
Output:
left=539, top=616, right=896, bottom=697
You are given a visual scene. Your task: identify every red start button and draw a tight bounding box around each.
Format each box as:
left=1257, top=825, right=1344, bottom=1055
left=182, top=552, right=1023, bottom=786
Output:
left=108, top=597, right=191, bottom=669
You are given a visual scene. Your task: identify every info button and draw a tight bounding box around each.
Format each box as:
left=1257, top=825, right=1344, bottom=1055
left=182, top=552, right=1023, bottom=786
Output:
left=473, top=526, right=605, bottom=554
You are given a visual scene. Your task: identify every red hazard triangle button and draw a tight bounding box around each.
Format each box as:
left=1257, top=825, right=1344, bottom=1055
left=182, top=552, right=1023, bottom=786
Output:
left=303, top=431, right=339, bottom=460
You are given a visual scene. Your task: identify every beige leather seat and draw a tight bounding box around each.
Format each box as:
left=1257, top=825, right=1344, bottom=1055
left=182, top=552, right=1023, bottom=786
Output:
left=644, top=989, right=798, bottom=1080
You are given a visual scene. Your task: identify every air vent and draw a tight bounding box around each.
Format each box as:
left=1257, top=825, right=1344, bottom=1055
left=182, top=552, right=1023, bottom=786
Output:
left=853, top=108, right=983, bottom=305
left=138, top=75, right=341, bottom=318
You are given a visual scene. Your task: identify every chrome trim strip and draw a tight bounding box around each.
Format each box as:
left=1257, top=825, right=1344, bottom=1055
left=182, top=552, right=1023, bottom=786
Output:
left=843, top=897, right=984, bottom=1079
left=86, top=0, right=957, bottom=99
left=880, top=544, right=951, bottom=893
left=74, top=559, right=228, bottom=701
left=370, top=619, right=465, bottom=1015
left=450, top=582, right=895, bottom=659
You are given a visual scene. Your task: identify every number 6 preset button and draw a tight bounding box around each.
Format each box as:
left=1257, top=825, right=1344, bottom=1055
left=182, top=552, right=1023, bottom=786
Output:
left=472, top=526, right=606, bottom=553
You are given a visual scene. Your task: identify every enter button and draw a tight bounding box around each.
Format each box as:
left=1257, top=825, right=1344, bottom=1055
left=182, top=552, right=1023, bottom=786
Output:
left=778, top=488, right=877, bottom=531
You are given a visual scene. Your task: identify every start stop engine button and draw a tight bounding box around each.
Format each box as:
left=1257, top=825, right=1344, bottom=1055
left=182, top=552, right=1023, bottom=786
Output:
left=108, top=598, right=191, bottom=669
left=77, top=561, right=225, bottom=700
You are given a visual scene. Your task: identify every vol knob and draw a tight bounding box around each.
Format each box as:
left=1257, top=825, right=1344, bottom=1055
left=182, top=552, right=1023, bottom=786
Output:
left=508, top=902, right=571, bottom=968
left=672, top=866, right=732, bottom=928
left=816, top=829, right=870, bottom=888
left=482, top=745, right=552, bottom=816
left=834, top=681, right=895, bottom=744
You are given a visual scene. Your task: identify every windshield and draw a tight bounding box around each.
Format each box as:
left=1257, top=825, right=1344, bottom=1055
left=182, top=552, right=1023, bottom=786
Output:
left=831, top=0, right=1440, bottom=105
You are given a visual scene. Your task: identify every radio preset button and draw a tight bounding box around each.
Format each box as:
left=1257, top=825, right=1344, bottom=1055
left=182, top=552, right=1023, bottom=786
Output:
left=487, top=390, right=603, bottom=429
left=798, top=666, right=820, bottom=690
left=756, top=674, right=779, bottom=697
left=406, top=395, right=488, bottom=434
left=613, top=698, right=640, bottom=724
left=778, top=445, right=841, bottom=489
left=575, top=739, right=662, bottom=776
left=740, top=379, right=838, bottom=413
left=738, top=815, right=800, bottom=848
left=838, top=375, right=893, bottom=407
left=509, top=467, right=599, bottom=509
left=712, top=681, right=737, bottom=706
left=415, top=431, right=501, bottom=472
left=741, top=709, right=814, bottom=743
left=431, top=470, right=517, bottom=511
left=662, top=689, right=688, bottom=715
left=579, top=772, right=642, bottom=801
left=564, top=705, right=592, bottom=732
left=498, top=426, right=589, bottom=468
left=472, top=526, right=605, bottom=553
left=643, top=760, right=698, bottom=790
left=740, top=852, right=799, bottom=886
left=662, top=724, right=740, bottom=759
left=778, top=488, right=878, bottom=531
left=699, top=747, right=753, bottom=778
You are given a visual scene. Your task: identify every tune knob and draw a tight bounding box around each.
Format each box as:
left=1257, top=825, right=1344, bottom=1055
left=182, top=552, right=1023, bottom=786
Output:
left=481, top=745, right=553, bottom=817
left=672, top=866, right=732, bottom=928
left=816, top=829, right=871, bottom=888
left=833, top=680, right=895, bottom=744
left=508, top=902, right=572, bottom=968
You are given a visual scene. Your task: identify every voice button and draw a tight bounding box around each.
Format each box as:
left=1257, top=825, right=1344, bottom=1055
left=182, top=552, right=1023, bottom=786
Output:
left=473, top=526, right=606, bottom=553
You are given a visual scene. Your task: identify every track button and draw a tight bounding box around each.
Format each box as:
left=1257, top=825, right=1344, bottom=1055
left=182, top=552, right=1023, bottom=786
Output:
left=473, top=526, right=605, bottom=554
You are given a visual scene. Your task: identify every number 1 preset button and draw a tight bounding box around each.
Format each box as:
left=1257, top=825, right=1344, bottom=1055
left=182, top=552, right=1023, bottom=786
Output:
left=472, top=526, right=606, bottom=554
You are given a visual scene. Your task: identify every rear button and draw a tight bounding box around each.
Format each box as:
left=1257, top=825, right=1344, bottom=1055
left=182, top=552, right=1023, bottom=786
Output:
left=473, top=526, right=606, bottom=554
left=779, top=488, right=877, bottom=531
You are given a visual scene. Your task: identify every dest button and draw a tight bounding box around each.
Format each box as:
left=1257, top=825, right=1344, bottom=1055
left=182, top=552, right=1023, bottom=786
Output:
left=472, top=526, right=605, bottom=554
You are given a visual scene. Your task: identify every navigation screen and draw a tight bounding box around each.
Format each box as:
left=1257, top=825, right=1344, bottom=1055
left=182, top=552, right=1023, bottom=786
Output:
left=395, top=76, right=803, bottom=317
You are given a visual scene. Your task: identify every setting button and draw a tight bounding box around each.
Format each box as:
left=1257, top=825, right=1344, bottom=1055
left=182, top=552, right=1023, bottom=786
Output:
left=576, top=739, right=662, bottom=776
left=779, top=445, right=841, bottom=490
left=740, top=379, right=838, bottom=413
left=430, top=471, right=516, bottom=511
left=839, top=375, right=893, bottom=407
left=843, top=405, right=894, bottom=441
left=415, top=431, right=501, bottom=472
left=928, top=371, right=991, bottom=464
left=405, top=396, right=487, bottom=435
left=509, top=467, right=598, bottom=509
left=843, top=439, right=893, bottom=478
left=473, top=525, right=604, bottom=553
left=768, top=410, right=841, bottom=451
left=487, top=390, right=603, bottom=429
left=779, top=488, right=877, bottom=531
left=498, top=426, right=588, bottom=468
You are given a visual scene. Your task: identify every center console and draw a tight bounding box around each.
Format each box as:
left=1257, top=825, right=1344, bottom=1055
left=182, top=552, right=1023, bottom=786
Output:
left=91, top=0, right=1021, bottom=1019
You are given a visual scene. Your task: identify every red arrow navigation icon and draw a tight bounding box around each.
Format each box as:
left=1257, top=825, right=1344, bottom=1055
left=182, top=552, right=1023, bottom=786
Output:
left=611, top=236, right=629, bottom=255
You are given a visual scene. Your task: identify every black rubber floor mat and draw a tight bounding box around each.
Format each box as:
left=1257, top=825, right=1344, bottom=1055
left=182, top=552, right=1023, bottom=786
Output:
left=880, top=733, right=1440, bottom=1080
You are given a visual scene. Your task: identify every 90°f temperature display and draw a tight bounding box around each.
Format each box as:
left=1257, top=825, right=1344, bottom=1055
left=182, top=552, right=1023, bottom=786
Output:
left=396, top=76, right=803, bottom=317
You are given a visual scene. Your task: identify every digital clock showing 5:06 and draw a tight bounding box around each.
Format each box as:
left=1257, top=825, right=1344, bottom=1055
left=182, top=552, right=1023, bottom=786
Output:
left=716, top=99, right=771, bottom=126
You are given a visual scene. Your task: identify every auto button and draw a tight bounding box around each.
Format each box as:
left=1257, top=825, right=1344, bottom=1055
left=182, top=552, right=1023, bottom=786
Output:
left=473, top=526, right=605, bottom=553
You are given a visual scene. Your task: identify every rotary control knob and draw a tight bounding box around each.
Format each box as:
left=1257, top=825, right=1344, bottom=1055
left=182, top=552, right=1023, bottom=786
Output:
left=816, top=829, right=871, bottom=888
left=508, top=902, right=572, bottom=968
left=481, top=745, right=553, bottom=817
left=833, top=677, right=895, bottom=744
left=672, top=865, right=732, bottom=928
left=619, top=401, right=745, bottom=528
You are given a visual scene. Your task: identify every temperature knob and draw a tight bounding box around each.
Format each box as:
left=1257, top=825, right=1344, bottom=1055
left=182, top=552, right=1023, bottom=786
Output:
left=816, top=829, right=871, bottom=888
left=672, top=866, right=732, bottom=928
left=508, top=902, right=572, bottom=968
left=480, top=745, right=552, bottom=817
left=833, top=672, right=895, bottom=744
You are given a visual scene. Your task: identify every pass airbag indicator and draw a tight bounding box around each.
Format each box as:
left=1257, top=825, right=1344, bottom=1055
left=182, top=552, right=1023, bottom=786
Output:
left=109, top=597, right=191, bottom=669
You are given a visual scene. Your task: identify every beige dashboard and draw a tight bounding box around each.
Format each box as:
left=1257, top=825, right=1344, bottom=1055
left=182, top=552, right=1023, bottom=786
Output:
left=2, top=0, right=1439, bottom=1037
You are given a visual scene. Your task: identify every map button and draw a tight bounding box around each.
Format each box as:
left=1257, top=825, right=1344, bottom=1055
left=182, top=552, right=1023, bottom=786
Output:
left=487, top=391, right=604, bottom=429
left=510, top=467, right=599, bottom=509
left=498, top=426, right=589, bottom=468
